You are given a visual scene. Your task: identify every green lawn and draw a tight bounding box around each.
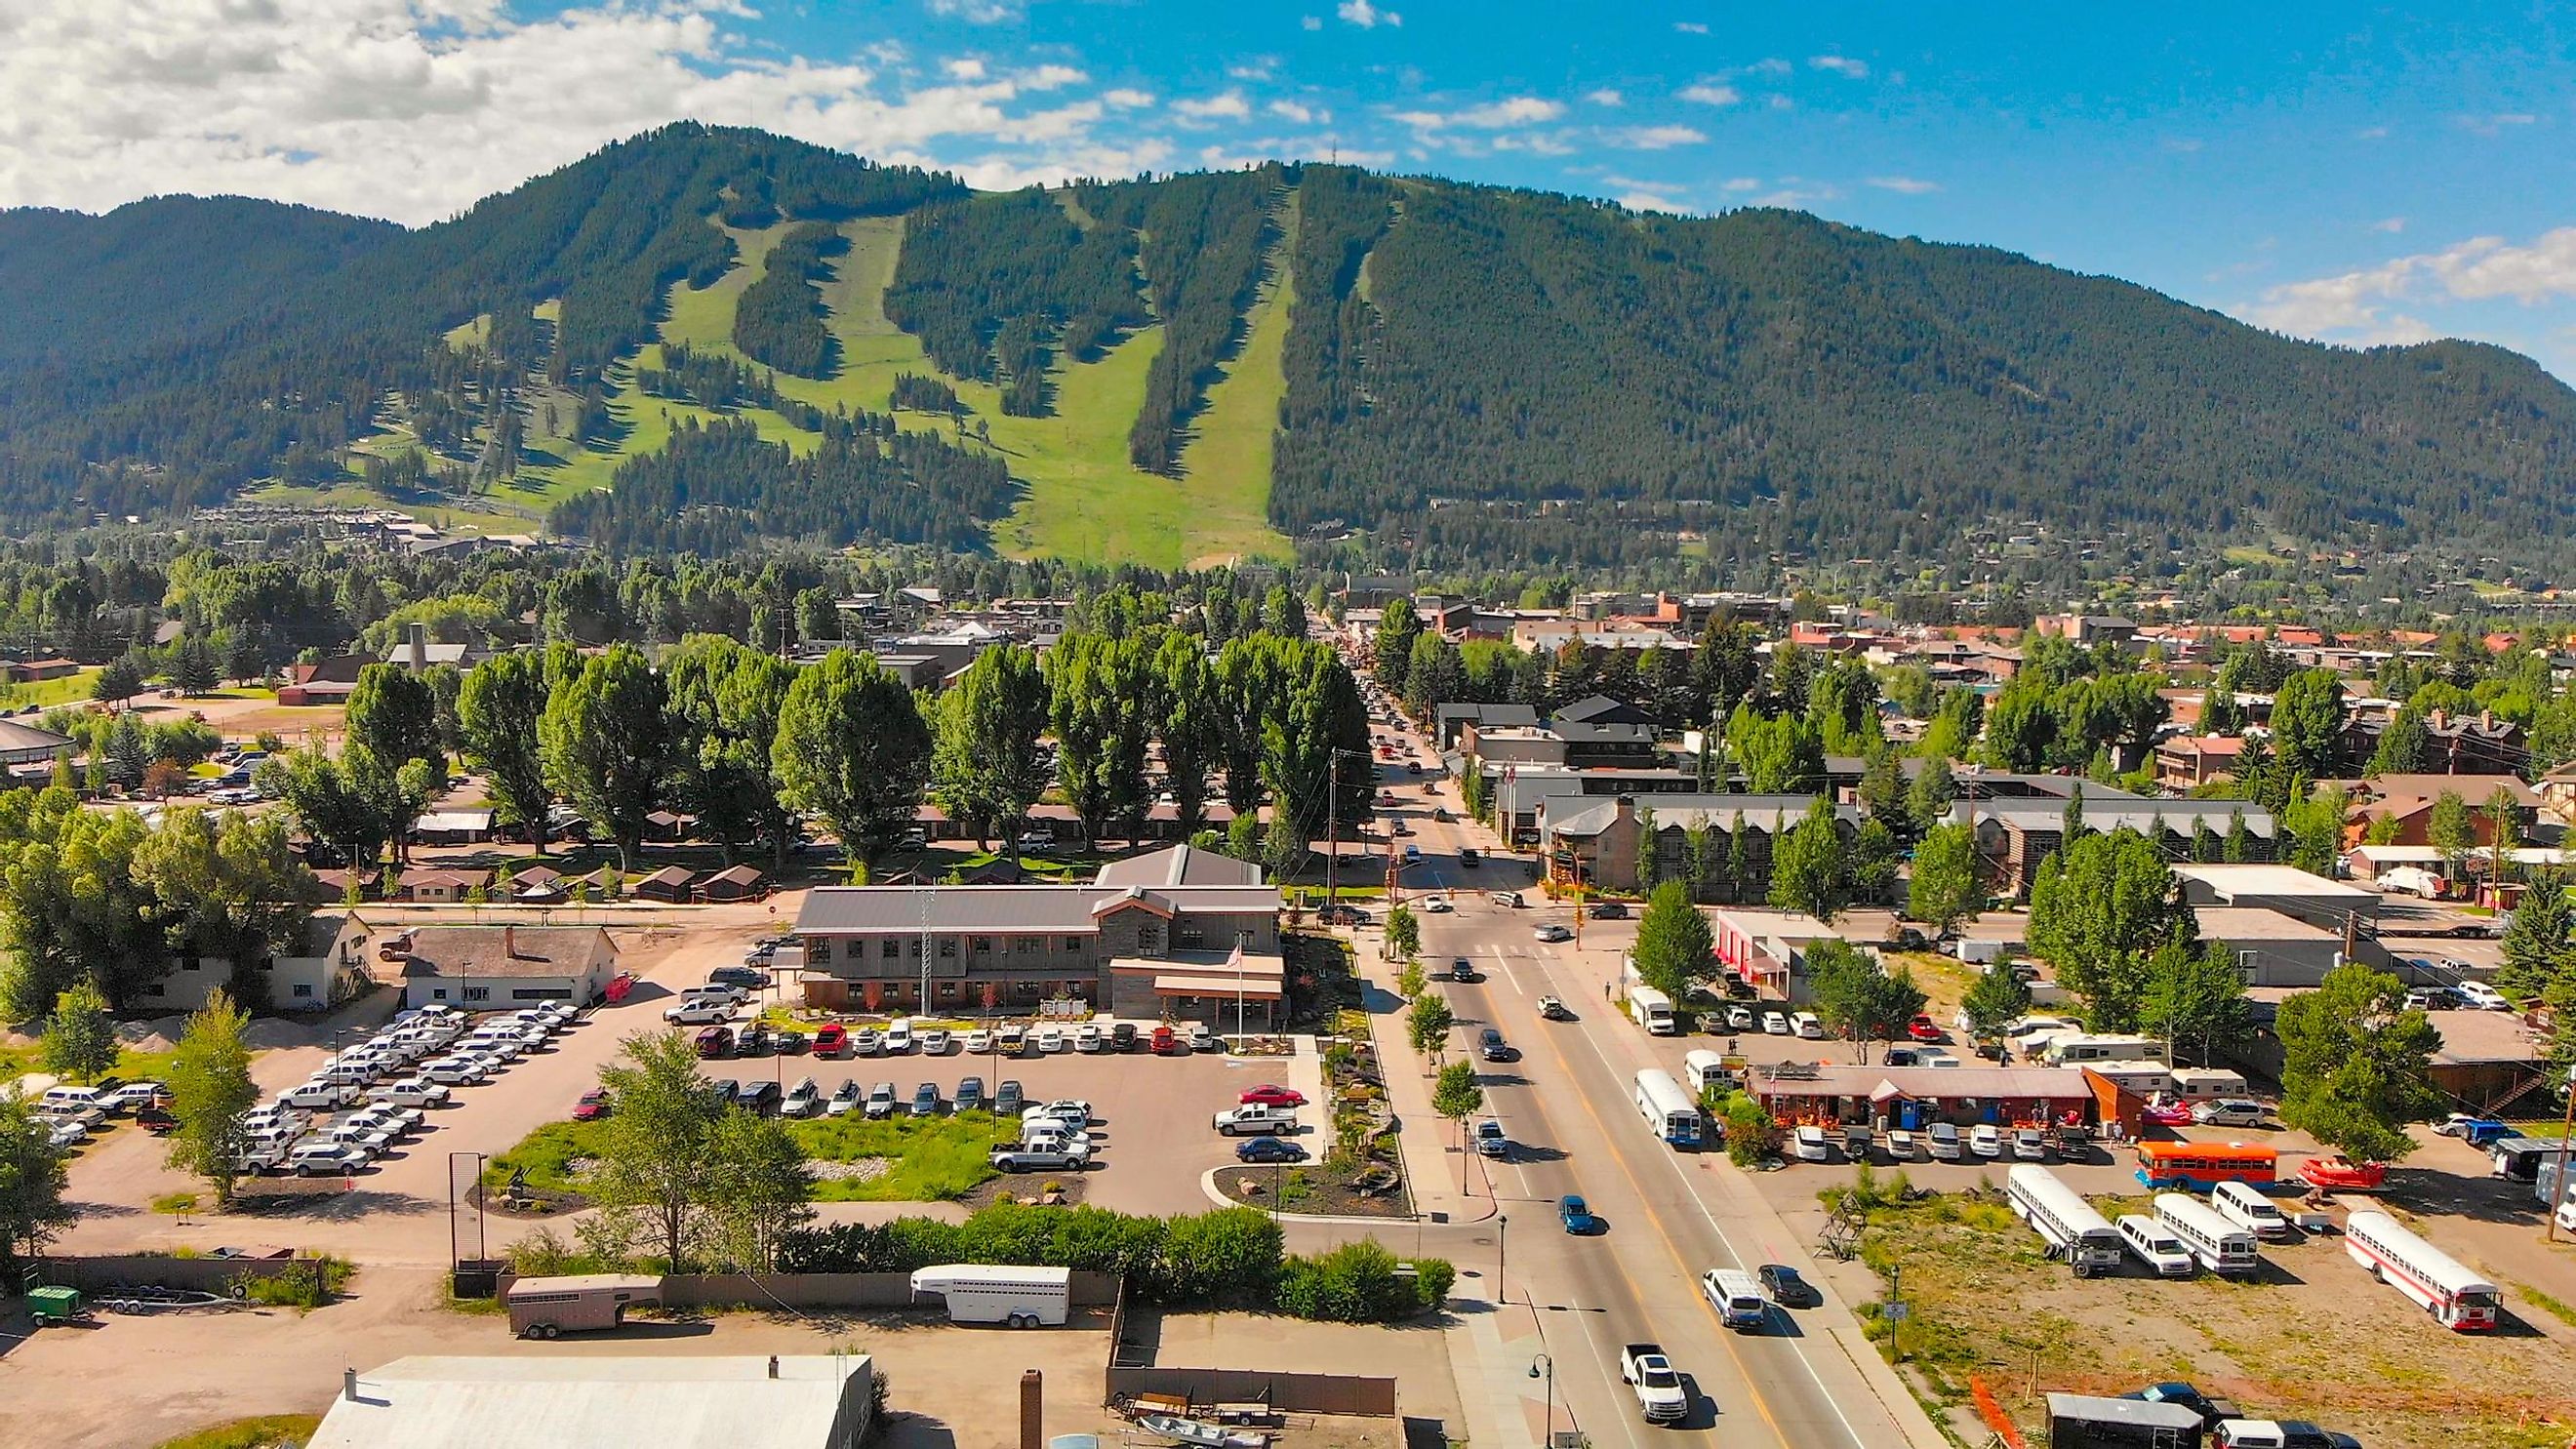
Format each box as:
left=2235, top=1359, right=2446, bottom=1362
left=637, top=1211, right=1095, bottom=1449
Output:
left=486, top=1103, right=1008, bottom=1204
left=0, top=665, right=101, bottom=710
left=241, top=481, right=541, bottom=538
left=152, top=1416, right=321, bottom=1449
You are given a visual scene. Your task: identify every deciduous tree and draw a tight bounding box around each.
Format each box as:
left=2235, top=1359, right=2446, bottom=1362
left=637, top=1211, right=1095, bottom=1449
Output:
left=41, top=982, right=118, bottom=1083
left=2027, top=826, right=2193, bottom=1031
left=1630, top=880, right=1712, bottom=1002
left=0, top=1096, right=73, bottom=1276
left=1907, top=822, right=1983, bottom=936
left=165, top=990, right=258, bottom=1203
left=774, top=649, right=931, bottom=870
left=2276, top=964, right=2440, bottom=1164
left=1767, top=798, right=1848, bottom=922
left=458, top=651, right=554, bottom=852
left=543, top=644, right=673, bottom=870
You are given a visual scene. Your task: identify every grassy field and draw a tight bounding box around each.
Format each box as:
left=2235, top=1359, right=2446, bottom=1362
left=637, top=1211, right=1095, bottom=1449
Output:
left=486, top=1104, right=1008, bottom=1205
left=152, top=1415, right=321, bottom=1449
left=241, top=481, right=540, bottom=538
left=0, top=665, right=101, bottom=710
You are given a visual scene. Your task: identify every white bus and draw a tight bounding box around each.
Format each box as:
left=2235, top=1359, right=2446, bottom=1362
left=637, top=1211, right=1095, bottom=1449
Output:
left=909, top=1264, right=1071, bottom=1327
left=1628, top=986, right=1676, bottom=1035
left=1633, top=1069, right=1703, bottom=1148
left=1682, top=1049, right=1734, bottom=1096
left=2005, top=1165, right=2124, bottom=1277
left=2153, top=1192, right=2259, bottom=1276
left=2344, top=1210, right=2500, bottom=1332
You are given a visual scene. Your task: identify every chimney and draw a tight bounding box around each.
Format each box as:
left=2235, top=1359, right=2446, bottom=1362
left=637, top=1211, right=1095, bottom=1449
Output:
left=1019, top=1369, right=1044, bottom=1449
left=768, top=1354, right=781, bottom=1380
left=503, top=925, right=517, bottom=959
left=343, top=1368, right=359, bottom=1402
left=2481, top=709, right=2495, bottom=731
left=405, top=620, right=428, bottom=671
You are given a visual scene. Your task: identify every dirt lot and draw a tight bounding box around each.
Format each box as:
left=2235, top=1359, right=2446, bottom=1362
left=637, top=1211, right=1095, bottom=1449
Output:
left=1808, top=1184, right=2576, bottom=1449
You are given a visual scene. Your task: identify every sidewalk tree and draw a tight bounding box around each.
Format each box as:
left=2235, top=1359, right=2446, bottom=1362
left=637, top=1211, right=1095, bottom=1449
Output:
left=1407, top=994, right=1455, bottom=1058
left=2428, top=789, right=2475, bottom=879
left=0, top=1096, right=74, bottom=1276
left=1430, top=1059, right=1483, bottom=1126
left=1395, top=959, right=1427, bottom=1001
left=40, top=981, right=118, bottom=1083
left=1631, top=880, right=1712, bottom=1001
left=165, top=990, right=258, bottom=1203
left=1385, top=904, right=1420, bottom=962
left=2484, top=785, right=2524, bottom=885
left=2276, top=964, right=2440, bottom=1164
left=1907, top=822, right=1982, bottom=936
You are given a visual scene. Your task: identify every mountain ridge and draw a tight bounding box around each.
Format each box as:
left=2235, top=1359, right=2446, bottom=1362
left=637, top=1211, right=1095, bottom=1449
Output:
left=0, top=122, right=2568, bottom=573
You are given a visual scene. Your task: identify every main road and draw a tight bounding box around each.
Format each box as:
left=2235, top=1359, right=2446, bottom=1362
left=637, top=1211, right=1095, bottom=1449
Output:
left=1346, top=723, right=1921, bottom=1449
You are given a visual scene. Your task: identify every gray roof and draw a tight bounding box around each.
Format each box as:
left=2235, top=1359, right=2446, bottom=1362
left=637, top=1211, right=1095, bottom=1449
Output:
left=795, top=883, right=1277, bottom=935
left=1545, top=794, right=1840, bottom=838
left=1093, top=844, right=1265, bottom=889
left=1960, top=800, right=2277, bottom=836
left=1435, top=702, right=1539, bottom=730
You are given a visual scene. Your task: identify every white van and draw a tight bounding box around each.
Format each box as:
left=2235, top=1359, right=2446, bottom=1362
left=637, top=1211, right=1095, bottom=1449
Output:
left=2210, top=1180, right=2295, bottom=1240
left=1791, top=1011, right=1825, bottom=1040
left=1699, top=1268, right=1768, bottom=1330
left=38, top=1085, right=103, bottom=1114
left=2116, top=1214, right=2195, bottom=1276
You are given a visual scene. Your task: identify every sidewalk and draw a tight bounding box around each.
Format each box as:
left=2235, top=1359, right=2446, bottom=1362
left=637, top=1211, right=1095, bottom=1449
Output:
left=1341, top=921, right=1500, bottom=1228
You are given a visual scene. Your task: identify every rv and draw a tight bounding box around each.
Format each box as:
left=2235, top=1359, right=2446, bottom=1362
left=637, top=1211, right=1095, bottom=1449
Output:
left=2153, top=1192, right=2259, bottom=1276
left=2042, top=1033, right=2169, bottom=1067
left=1632, top=1069, right=1702, bottom=1148
left=2006, top=1165, right=2124, bottom=1277
left=2167, top=1067, right=2249, bottom=1101
left=910, top=1264, right=1072, bottom=1327
left=506, top=1274, right=665, bottom=1339
left=2081, top=1060, right=2176, bottom=1098
left=1627, top=986, right=1676, bottom=1035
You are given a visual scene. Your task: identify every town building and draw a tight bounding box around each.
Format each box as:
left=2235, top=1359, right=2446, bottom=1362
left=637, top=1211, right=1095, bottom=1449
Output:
left=1538, top=794, right=1853, bottom=902
left=790, top=844, right=1282, bottom=1025
left=2170, top=863, right=2378, bottom=933
left=2327, top=773, right=2541, bottom=847
left=306, top=1355, right=874, bottom=1449
left=2152, top=734, right=2243, bottom=791
left=1958, top=797, right=2276, bottom=896
left=393, top=924, right=618, bottom=1009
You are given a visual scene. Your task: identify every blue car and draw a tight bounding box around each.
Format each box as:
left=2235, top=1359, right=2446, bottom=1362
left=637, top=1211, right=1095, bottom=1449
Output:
left=1236, top=1136, right=1308, bottom=1164
left=1558, top=1194, right=1599, bottom=1234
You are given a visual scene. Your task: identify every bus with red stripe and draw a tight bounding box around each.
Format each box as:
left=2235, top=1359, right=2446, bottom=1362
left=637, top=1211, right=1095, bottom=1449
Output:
left=2133, top=1140, right=2277, bottom=1190
left=2345, top=1209, right=2499, bottom=1332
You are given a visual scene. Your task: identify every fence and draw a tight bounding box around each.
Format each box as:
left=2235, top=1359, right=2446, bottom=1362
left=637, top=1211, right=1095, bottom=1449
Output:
left=27, top=1254, right=321, bottom=1294
left=1106, top=1367, right=1400, bottom=1417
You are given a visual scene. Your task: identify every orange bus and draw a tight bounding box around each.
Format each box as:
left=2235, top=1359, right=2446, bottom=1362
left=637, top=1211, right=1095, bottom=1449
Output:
left=2134, top=1140, right=2277, bottom=1190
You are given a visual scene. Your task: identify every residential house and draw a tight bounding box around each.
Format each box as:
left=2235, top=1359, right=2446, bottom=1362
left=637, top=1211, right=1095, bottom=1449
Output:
left=276, top=654, right=375, bottom=707
left=1960, top=799, right=2277, bottom=896
left=0, top=657, right=82, bottom=684
left=2153, top=735, right=2244, bottom=791
left=398, top=868, right=493, bottom=906
left=411, top=809, right=496, bottom=847
left=1537, top=793, right=1855, bottom=903
left=505, top=865, right=568, bottom=903
left=394, top=924, right=619, bottom=1010
left=263, top=912, right=380, bottom=1010
left=2328, top=773, right=2540, bottom=848
left=628, top=865, right=698, bottom=904
left=789, top=844, right=1281, bottom=1025
left=699, top=865, right=770, bottom=902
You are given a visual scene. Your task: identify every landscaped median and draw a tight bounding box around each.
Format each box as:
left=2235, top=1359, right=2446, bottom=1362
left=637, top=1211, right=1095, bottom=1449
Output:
left=487, top=1110, right=1012, bottom=1207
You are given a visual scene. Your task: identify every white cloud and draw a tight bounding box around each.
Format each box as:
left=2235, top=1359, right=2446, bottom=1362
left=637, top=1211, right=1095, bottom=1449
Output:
left=945, top=59, right=988, bottom=81
left=1602, top=125, right=1706, bottom=150
left=1269, top=99, right=1318, bottom=124
left=1751, top=58, right=1792, bottom=74
left=1303, top=15, right=1323, bottom=29
left=2355, top=125, right=2391, bottom=141
left=1228, top=58, right=1277, bottom=81
left=1173, top=90, right=1254, bottom=121
left=1679, top=83, right=1741, bottom=106
left=2370, top=217, right=2406, bottom=234
left=1721, top=177, right=1760, bottom=191
left=928, top=0, right=1022, bottom=21
left=0, top=0, right=1161, bottom=225
left=1809, top=55, right=1869, bottom=78
left=1103, top=88, right=1156, bottom=109
left=1395, top=97, right=1565, bottom=130
left=1672, top=20, right=1709, bottom=33
left=2242, top=228, right=2576, bottom=348
left=1620, top=188, right=1686, bottom=212
left=1585, top=88, right=1625, bottom=107
left=1865, top=175, right=1939, bottom=194
left=1338, top=0, right=1401, bottom=28
left=2458, top=112, right=2537, bottom=136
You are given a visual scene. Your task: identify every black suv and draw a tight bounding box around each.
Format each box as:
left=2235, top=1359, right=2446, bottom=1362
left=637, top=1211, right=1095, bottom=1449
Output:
left=736, top=1079, right=782, bottom=1114
left=1109, top=1022, right=1139, bottom=1053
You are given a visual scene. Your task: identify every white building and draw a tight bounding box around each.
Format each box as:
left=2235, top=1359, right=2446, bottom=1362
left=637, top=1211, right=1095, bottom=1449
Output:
left=308, top=1355, right=874, bottom=1449
left=396, top=924, right=618, bottom=1010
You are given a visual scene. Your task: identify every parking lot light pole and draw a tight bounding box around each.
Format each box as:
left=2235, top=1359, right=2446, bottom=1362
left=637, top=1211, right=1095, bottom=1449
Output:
left=1529, top=1355, right=1554, bottom=1441
left=1497, top=1213, right=1508, bottom=1305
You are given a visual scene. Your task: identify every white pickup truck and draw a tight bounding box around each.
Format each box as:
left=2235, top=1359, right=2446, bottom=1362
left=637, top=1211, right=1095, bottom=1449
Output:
left=990, top=1141, right=1094, bottom=1173
left=1619, top=1343, right=1688, bottom=1424
left=1212, top=1103, right=1299, bottom=1136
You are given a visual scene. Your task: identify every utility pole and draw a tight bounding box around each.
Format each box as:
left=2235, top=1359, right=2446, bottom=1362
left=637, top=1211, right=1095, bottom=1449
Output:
left=1325, top=752, right=1340, bottom=911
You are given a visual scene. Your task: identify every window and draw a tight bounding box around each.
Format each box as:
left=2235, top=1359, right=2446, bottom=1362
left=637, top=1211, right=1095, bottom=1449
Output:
left=968, top=937, right=992, bottom=953
left=463, top=986, right=491, bottom=1002
left=293, top=984, right=314, bottom=998
left=142, top=983, right=166, bottom=998
left=432, top=988, right=449, bottom=1001
left=1012, top=936, right=1043, bottom=954
left=1064, top=936, right=1085, bottom=952
left=1176, top=924, right=1206, bottom=948
left=181, top=959, right=202, bottom=971
left=938, top=982, right=960, bottom=1000
left=938, top=939, right=957, bottom=958
left=880, top=940, right=901, bottom=959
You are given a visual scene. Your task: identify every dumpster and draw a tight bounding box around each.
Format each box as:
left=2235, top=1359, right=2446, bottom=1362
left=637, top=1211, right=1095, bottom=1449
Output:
left=27, top=1286, right=84, bottom=1324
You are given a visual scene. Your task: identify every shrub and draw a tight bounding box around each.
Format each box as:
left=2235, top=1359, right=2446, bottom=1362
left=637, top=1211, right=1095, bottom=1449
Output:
left=1275, top=1240, right=1438, bottom=1322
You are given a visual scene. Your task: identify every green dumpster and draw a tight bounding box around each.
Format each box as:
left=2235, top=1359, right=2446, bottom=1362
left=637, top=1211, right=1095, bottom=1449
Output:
left=27, top=1285, right=82, bottom=1324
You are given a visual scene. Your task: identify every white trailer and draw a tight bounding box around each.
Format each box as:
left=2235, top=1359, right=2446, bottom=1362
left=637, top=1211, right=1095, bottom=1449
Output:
left=2005, top=1165, right=2124, bottom=1276
left=909, top=1264, right=1071, bottom=1327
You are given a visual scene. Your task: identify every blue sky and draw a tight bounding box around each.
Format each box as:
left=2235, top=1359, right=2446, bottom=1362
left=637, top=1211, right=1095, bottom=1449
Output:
left=6, top=1, right=2573, bottom=376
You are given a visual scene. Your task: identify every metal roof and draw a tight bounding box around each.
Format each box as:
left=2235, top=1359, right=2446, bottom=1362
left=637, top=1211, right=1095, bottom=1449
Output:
left=794, top=884, right=1276, bottom=935
left=309, top=1355, right=868, bottom=1449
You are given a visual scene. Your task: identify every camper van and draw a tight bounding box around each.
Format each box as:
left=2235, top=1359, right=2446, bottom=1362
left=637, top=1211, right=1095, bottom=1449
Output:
left=2082, top=1060, right=2177, bottom=1098
left=910, top=1264, right=1072, bottom=1328
left=2154, top=1192, right=2260, bottom=1276
left=2042, top=1033, right=2169, bottom=1067
left=2168, top=1067, right=2251, bottom=1101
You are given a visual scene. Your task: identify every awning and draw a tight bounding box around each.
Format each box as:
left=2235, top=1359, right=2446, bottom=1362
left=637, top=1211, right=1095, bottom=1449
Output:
left=1151, top=974, right=1283, bottom=998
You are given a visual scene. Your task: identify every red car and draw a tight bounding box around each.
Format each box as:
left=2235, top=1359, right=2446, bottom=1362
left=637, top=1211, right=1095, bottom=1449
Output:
left=573, top=1089, right=611, bottom=1121
left=812, top=1024, right=849, bottom=1057
left=1906, top=1015, right=1944, bottom=1042
left=1149, top=1026, right=1182, bottom=1055
left=602, top=971, right=637, bottom=1004
left=1239, top=1084, right=1307, bottom=1108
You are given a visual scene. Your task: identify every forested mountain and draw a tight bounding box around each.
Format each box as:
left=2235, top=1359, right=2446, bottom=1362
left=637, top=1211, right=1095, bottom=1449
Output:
left=3, top=125, right=2573, bottom=573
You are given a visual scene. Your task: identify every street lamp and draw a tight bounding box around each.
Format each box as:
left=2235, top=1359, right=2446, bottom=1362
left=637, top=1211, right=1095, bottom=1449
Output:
left=1497, top=1213, right=1509, bottom=1306
left=1528, top=1354, right=1554, bottom=1442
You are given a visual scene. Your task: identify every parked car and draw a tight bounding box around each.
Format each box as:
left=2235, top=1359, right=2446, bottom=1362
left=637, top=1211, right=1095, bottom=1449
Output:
left=1235, top=1136, right=1308, bottom=1164
left=963, top=1029, right=992, bottom=1054
left=1590, top=900, right=1628, bottom=919
left=572, top=1089, right=611, bottom=1121
left=783, top=1078, right=822, bottom=1117
left=993, top=1080, right=1026, bottom=1117
left=998, top=1025, right=1027, bottom=1054
left=1026, top=1099, right=1094, bottom=1125
left=2011, top=1126, right=2048, bottom=1161
left=1109, top=1023, right=1139, bottom=1053
left=955, top=1077, right=986, bottom=1113
left=918, top=1028, right=951, bottom=1056
left=1036, top=1026, right=1067, bottom=1053
left=288, top=1142, right=369, bottom=1177
left=865, top=1082, right=898, bottom=1119
left=708, top=965, right=769, bottom=989
left=849, top=1027, right=882, bottom=1057
left=422, top=1058, right=489, bottom=1086
left=1417, top=894, right=1450, bottom=912
left=1239, top=1084, right=1307, bottom=1107
left=883, top=1020, right=914, bottom=1055
left=909, top=1082, right=942, bottom=1116
left=1969, top=1123, right=2005, bottom=1158
left=826, top=1080, right=862, bottom=1116
left=1150, top=1025, right=1183, bottom=1055
left=664, top=1000, right=734, bottom=1026
left=1726, top=1005, right=1754, bottom=1030
left=1761, top=1011, right=1791, bottom=1035
left=1558, top=1194, right=1600, bottom=1234
left=1907, top=1015, right=1944, bottom=1042
left=2193, top=1099, right=2268, bottom=1128
left=695, top=1026, right=734, bottom=1058
left=813, top=1024, right=849, bottom=1057
left=1792, top=1124, right=1831, bottom=1161
left=1187, top=1025, right=1221, bottom=1052
left=2452, top=981, right=2512, bottom=1011
left=1073, top=1024, right=1106, bottom=1054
